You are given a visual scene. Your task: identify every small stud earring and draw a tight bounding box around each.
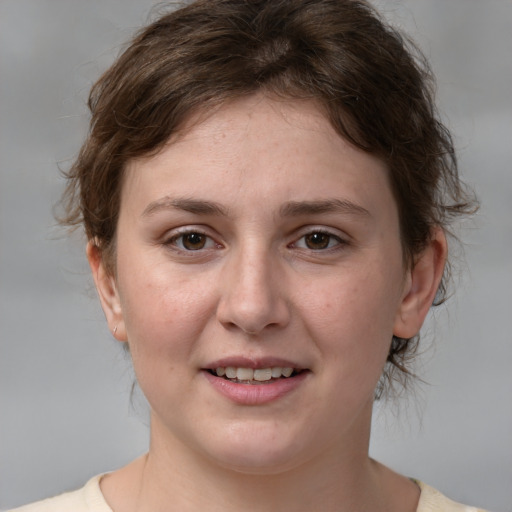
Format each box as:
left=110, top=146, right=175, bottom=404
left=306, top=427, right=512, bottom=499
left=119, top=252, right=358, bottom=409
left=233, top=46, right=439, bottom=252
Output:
left=113, top=326, right=118, bottom=335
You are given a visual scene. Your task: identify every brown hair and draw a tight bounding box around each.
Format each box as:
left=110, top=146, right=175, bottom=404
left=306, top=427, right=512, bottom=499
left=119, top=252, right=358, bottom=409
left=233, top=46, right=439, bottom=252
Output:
left=61, top=0, right=476, bottom=395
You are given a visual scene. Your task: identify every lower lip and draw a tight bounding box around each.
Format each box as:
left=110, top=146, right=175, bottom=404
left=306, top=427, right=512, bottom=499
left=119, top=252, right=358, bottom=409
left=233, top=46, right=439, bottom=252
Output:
left=202, top=370, right=309, bottom=405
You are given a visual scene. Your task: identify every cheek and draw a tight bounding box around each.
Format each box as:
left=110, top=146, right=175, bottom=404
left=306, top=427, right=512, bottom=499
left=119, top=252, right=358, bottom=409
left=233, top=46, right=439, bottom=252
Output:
left=116, top=258, right=216, bottom=369
left=116, top=268, right=220, bottom=418
left=300, top=268, right=402, bottom=373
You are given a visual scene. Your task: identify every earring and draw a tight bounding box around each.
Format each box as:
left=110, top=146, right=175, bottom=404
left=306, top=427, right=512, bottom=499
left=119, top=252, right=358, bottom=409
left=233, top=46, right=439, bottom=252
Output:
left=113, top=326, right=118, bottom=335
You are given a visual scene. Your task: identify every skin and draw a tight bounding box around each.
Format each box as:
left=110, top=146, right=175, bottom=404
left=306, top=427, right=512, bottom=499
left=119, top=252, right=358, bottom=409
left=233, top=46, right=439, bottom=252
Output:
left=88, top=95, right=446, bottom=512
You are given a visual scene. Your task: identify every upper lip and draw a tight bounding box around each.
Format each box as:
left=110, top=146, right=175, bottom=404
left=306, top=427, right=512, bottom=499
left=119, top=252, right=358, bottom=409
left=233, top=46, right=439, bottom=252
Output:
left=203, top=356, right=307, bottom=370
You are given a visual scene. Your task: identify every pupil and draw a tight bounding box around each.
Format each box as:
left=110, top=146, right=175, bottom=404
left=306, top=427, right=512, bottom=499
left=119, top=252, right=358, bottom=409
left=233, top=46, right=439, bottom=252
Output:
left=184, top=233, right=205, bottom=250
left=306, top=232, right=329, bottom=250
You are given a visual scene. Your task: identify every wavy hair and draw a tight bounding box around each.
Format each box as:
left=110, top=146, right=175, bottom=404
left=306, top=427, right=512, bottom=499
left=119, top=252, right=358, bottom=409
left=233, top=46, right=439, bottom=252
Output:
left=60, top=0, right=477, bottom=395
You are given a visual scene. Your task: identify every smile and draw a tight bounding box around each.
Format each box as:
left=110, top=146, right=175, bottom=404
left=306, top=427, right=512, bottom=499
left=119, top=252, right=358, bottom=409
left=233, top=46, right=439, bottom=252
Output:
left=203, top=366, right=309, bottom=405
left=208, top=366, right=301, bottom=384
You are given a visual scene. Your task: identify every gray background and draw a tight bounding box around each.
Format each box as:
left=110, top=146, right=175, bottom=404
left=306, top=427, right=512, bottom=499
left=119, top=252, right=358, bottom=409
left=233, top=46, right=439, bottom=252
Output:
left=1, top=1, right=511, bottom=510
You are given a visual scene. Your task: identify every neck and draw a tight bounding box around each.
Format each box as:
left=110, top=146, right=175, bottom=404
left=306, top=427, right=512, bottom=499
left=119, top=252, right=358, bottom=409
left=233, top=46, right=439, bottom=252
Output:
left=143, top=442, right=371, bottom=512
left=101, top=406, right=419, bottom=512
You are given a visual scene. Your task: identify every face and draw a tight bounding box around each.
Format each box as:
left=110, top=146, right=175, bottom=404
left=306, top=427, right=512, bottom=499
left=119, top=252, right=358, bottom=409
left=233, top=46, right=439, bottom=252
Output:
left=90, top=95, right=442, bottom=473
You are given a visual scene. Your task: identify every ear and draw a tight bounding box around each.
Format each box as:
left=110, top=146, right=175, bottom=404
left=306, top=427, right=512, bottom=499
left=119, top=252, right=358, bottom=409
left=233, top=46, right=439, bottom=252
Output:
left=393, top=227, right=447, bottom=339
left=86, top=241, right=127, bottom=342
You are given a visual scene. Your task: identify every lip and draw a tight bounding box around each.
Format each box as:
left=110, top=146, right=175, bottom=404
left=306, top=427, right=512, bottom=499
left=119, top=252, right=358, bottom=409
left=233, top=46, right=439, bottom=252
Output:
left=202, top=370, right=309, bottom=405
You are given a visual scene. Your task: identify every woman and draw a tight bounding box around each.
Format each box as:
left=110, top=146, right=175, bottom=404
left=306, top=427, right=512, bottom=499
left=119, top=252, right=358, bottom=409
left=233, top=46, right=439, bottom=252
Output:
left=11, top=0, right=487, bottom=510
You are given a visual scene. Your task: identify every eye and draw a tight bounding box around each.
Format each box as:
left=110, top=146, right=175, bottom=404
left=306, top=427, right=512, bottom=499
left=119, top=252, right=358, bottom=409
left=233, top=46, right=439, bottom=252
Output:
left=167, top=231, right=217, bottom=251
left=294, top=231, right=343, bottom=250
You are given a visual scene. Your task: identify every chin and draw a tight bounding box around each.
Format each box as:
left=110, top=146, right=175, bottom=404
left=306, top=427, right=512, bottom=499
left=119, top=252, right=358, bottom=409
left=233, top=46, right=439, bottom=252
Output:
left=197, top=421, right=312, bottom=475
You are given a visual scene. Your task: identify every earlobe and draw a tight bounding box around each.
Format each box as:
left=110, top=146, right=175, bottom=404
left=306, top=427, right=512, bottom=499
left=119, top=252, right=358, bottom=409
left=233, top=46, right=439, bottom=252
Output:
left=86, top=241, right=127, bottom=342
left=393, top=227, right=447, bottom=339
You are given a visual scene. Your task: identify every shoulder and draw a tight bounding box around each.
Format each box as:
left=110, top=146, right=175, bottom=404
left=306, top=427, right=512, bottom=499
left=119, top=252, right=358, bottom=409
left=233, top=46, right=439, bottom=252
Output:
left=416, top=481, right=489, bottom=512
left=8, top=475, right=112, bottom=512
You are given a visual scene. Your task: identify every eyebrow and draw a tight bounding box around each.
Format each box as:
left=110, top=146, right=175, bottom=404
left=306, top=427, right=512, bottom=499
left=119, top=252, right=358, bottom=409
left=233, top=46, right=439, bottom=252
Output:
left=279, top=199, right=371, bottom=218
left=141, top=196, right=370, bottom=219
left=142, top=197, right=229, bottom=218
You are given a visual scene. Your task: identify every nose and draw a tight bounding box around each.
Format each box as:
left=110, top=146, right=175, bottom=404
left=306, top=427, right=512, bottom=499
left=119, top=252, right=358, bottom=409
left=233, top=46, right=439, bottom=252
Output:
left=216, top=244, right=290, bottom=336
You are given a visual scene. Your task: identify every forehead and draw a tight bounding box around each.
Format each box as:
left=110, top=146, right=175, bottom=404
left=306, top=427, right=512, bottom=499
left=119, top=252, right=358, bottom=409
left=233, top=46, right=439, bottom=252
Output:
left=121, top=95, right=394, bottom=220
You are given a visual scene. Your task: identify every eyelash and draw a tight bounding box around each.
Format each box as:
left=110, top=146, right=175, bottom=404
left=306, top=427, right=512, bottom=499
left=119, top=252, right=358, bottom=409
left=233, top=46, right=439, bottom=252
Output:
left=164, top=227, right=347, bottom=255
left=291, top=230, right=346, bottom=252
left=164, top=229, right=219, bottom=252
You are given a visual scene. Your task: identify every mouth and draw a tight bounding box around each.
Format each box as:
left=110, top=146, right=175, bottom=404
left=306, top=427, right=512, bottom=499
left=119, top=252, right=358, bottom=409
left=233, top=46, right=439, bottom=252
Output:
left=202, top=361, right=310, bottom=404
left=205, top=366, right=306, bottom=385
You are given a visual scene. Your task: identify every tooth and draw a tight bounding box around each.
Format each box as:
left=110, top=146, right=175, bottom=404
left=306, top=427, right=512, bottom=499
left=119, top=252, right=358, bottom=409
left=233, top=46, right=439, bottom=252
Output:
left=254, top=368, right=272, bottom=381
left=218, top=366, right=295, bottom=381
left=271, top=367, right=282, bottom=378
left=237, top=368, right=254, bottom=380
left=282, top=367, right=293, bottom=377
left=226, top=367, right=237, bottom=379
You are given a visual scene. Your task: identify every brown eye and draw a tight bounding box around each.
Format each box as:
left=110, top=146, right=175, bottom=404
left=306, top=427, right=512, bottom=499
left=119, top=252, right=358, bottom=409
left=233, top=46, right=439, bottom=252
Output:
left=166, top=229, right=219, bottom=252
left=304, top=232, right=332, bottom=250
left=181, top=232, right=207, bottom=250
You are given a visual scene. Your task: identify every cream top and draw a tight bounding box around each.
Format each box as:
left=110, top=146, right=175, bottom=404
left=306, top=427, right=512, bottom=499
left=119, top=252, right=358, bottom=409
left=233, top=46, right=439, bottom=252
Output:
left=9, top=475, right=489, bottom=512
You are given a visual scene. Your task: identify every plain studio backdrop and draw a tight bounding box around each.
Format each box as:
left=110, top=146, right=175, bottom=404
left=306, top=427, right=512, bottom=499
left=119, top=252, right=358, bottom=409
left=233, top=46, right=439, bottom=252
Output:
left=0, top=1, right=511, bottom=511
